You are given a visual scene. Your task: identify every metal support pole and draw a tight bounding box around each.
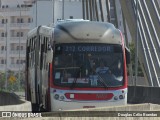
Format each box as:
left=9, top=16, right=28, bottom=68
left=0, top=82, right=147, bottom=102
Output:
left=122, top=12, right=129, bottom=47
left=18, top=8, right=21, bottom=91
left=36, top=0, right=37, bottom=26
left=53, top=0, right=55, bottom=23
left=16, top=0, right=21, bottom=91
left=82, top=0, right=85, bottom=19
left=106, top=0, right=110, bottom=22
left=92, top=0, right=96, bottom=21
left=62, top=0, right=64, bottom=20
left=112, top=0, right=118, bottom=27
left=99, top=0, right=104, bottom=22
left=5, top=15, right=7, bottom=90
left=94, top=0, right=99, bottom=21
left=86, top=0, right=89, bottom=20
left=89, top=0, right=93, bottom=21
left=135, top=0, right=139, bottom=86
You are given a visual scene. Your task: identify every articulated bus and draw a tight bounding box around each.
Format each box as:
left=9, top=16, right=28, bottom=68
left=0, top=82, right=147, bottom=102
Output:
left=25, top=20, right=130, bottom=111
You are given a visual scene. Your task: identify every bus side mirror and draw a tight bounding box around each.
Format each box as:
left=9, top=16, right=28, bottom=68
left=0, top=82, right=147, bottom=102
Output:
left=46, top=46, right=53, bottom=63
left=125, top=47, right=131, bottom=64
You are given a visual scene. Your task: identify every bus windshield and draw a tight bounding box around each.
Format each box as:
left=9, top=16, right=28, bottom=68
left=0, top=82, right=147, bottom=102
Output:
left=53, top=43, right=124, bottom=88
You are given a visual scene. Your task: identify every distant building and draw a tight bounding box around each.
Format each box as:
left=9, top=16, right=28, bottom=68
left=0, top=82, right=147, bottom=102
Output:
left=0, top=0, right=34, bottom=72
left=30, top=0, right=82, bottom=28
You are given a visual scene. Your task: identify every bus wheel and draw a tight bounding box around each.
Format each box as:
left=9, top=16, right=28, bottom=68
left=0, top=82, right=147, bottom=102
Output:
left=26, top=85, right=31, bottom=101
left=39, top=104, right=46, bottom=112
left=45, top=90, right=51, bottom=112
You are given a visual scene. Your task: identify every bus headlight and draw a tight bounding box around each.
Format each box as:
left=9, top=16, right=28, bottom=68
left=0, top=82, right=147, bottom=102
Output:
left=60, top=96, right=65, bottom=100
left=114, top=96, right=118, bottom=100
left=119, top=95, right=124, bottom=99
left=54, top=94, right=59, bottom=100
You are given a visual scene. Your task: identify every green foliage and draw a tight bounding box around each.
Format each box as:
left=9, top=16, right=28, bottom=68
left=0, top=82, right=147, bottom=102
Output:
left=0, top=71, right=25, bottom=92
left=129, top=42, right=144, bottom=76
left=0, top=73, right=5, bottom=90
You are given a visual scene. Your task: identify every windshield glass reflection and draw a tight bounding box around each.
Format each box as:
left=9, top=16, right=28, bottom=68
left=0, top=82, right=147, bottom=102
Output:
left=53, top=44, right=124, bottom=88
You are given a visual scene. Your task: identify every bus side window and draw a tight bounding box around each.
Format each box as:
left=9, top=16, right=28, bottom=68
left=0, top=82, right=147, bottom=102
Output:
left=28, top=39, right=30, bottom=67
left=43, top=37, right=49, bottom=70
left=28, top=39, right=31, bottom=68
left=32, top=37, right=36, bottom=67
left=43, top=37, right=46, bottom=70
left=29, top=38, right=33, bottom=68
left=40, top=35, right=44, bottom=70
left=45, top=37, right=49, bottom=70
left=38, top=35, right=41, bottom=68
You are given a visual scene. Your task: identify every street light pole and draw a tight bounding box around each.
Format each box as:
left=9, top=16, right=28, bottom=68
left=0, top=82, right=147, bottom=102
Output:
left=135, top=0, right=139, bottom=86
left=5, top=15, right=7, bottom=90
left=62, top=0, right=64, bottom=20
left=16, top=0, right=21, bottom=91
left=53, top=0, right=55, bottom=23
left=36, top=0, right=37, bottom=26
left=18, top=3, right=21, bottom=91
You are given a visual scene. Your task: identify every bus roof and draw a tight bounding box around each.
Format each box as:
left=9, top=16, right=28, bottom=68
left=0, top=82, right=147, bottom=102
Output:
left=56, top=19, right=89, bottom=23
left=54, top=21, right=122, bottom=45
left=27, top=25, right=52, bottom=39
left=27, top=20, right=123, bottom=46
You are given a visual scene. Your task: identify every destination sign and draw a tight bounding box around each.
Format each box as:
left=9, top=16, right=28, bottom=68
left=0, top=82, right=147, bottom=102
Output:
left=55, top=44, right=122, bottom=53
left=64, top=45, right=113, bottom=52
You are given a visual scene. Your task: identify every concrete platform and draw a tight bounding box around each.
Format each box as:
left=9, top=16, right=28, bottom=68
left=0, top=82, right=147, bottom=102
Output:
left=0, top=91, right=31, bottom=111
left=0, top=103, right=159, bottom=120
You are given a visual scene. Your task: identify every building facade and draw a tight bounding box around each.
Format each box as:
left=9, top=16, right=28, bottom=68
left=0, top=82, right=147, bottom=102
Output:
left=0, top=0, right=34, bottom=72
left=31, top=0, right=82, bottom=28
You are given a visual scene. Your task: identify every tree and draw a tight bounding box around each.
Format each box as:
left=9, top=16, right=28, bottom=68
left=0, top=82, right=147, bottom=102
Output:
left=0, top=72, right=5, bottom=90
left=0, top=70, right=25, bottom=92
left=129, top=42, right=144, bottom=76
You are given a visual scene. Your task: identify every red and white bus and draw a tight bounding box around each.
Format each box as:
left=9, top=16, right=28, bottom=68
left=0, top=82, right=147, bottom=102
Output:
left=25, top=20, right=130, bottom=111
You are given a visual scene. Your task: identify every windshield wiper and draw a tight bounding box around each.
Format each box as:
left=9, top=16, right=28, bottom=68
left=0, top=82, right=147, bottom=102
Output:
left=97, top=74, right=108, bottom=89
